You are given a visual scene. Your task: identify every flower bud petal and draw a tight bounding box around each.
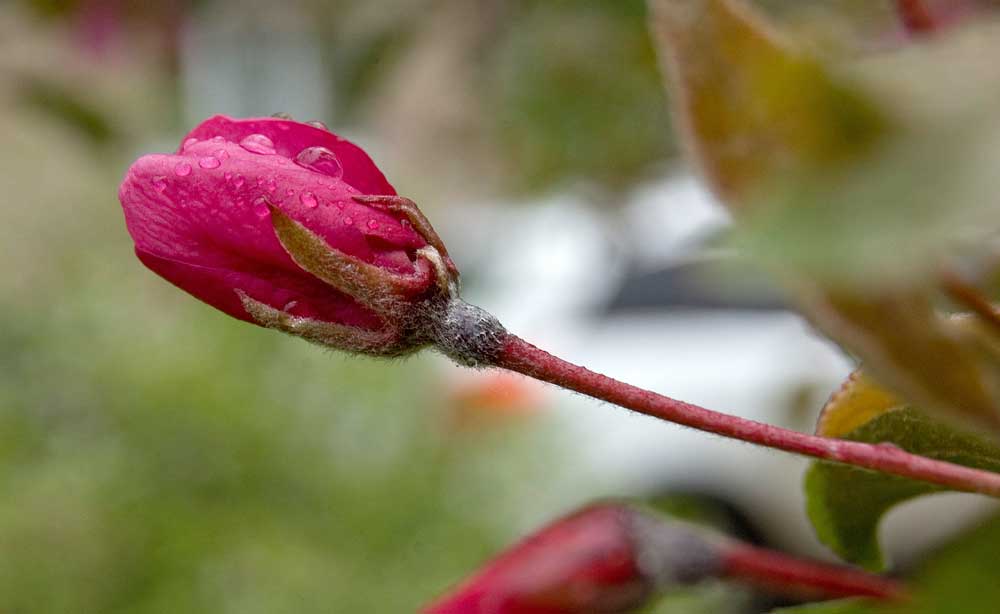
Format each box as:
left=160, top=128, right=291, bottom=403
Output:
left=120, top=115, right=451, bottom=355
left=423, top=503, right=721, bottom=614
left=182, top=114, right=395, bottom=195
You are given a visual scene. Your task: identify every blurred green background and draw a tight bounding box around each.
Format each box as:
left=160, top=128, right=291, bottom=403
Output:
left=0, top=1, right=903, bottom=612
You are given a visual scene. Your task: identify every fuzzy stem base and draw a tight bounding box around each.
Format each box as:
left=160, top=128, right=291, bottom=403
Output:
left=494, top=334, right=1000, bottom=497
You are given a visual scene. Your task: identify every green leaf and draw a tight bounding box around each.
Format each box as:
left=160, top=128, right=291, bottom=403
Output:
left=724, top=20, right=1000, bottom=288
left=647, top=0, right=887, bottom=207
left=771, top=598, right=881, bottom=614
left=774, top=513, right=1000, bottom=614
left=805, top=408, right=1000, bottom=571
left=911, top=512, right=1000, bottom=614
left=727, top=21, right=1000, bottom=285
left=733, top=116, right=1000, bottom=286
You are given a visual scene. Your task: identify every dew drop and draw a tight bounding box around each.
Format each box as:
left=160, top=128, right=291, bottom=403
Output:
left=300, top=191, right=318, bottom=208
left=215, top=149, right=230, bottom=161
left=199, top=156, right=221, bottom=169
left=366, top=219, right=378, bottom=230
left=294, top=146, right=343, bottom=179
left=343, top=217, right=353, bottom=226
left=182, top=137, right=198, bottom=150
left=233, top=175, right=245, bottom=188
left=211, top=135, right=225, bottom=143
left=253, top=196, right=271, bottom=219
left=240, top=133, right=277, bottom=155
left=271, top=112, right=293, bottom=119
left=306, top=120, right=329, bottom=131
left=152, top=176, right=167, bottom=192
left=224, top=172, right=233, bottom=181
left=283, top=300, right=299, bottom=311
left=174, top=162, right=192, bottom=176
left=286, top=188, right=296, bottom=197
left=257, top=177, right=265, bottom=187
left=265, top=177, right=277, bottom=193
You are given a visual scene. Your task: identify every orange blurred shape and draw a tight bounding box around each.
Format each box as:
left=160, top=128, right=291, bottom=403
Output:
left=447, top=371, right=546, bottom=429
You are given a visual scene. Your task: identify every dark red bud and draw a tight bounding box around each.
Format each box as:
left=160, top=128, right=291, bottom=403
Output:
left=423, top=503, right=722, bottom=614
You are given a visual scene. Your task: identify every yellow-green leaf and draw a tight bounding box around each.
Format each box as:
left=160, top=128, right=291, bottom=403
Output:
left=647, top=0, right=886, bottom=207
left=649, top=0, right=1000, bottom=429
left=816, top=369, right=901, bottom=439
left=800, top=291, right=1000, bottom=433
left=805, top=408, right=1000, bottom=570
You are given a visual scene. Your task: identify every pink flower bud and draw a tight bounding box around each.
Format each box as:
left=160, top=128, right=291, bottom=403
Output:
left=119, top=115, right=463, bottom=356
left=423, top=504, right=721, bottom=614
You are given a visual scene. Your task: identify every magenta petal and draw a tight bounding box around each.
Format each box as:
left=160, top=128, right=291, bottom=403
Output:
left=136, top=249, right=382, bottom=329
left=120, top=119, right=431, bottom=331
left=120, top=146, right=424, bottom=272
left=181, top=115, right=397, bottom=196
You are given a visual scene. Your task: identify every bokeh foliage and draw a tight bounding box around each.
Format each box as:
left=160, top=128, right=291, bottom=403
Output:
left=1, top=6, right=563, bottom=609
left=8, top=0, right=1000, bottom=611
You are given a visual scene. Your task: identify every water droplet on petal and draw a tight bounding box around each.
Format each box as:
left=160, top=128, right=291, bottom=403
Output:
left=366, top=219, right=378, bottom=230
left=174, top=162, right=192, bottom=176
left=300, top=191, right=318, bottom=208
left=215, top=149, right=230, bottom=161
left=233, top=175, right=245, bottom=188
left=283, top=300, right=298, bottom=311
left=265, top=178, right=277, bottom=193
left=224, top=172, right=233, bottom=181
left=152, top=176, right=167, bottom=192
left=253, top=198, right=271, bottom=219
left=286, top=188, right=295, bottom=197
left=306, top=120, right=329, bottom=131
left=294, top=146, right=343, bottom=179
left=343, top=217, right=353, bottom=226
left=240, top=133, right=276, bottom=155
left=271, top=112, right=293, bottom=119
left=211, top=135, right=225, bottom=142
left=199, top=156, right=221, bottom=169
left=182, top=137, right=198, bottom=150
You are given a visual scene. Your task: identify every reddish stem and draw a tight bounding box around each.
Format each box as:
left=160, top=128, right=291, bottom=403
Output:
left=722, top=543, right=907, bottom=601
left=896, top=0, right=938, bottom=34
left=941, top=271, right=1000, bottom=336
left=495, top=334, right=1000, bottom=497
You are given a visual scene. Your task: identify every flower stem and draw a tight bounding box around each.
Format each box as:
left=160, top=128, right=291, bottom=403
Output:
left=494, top=333, right=1000, bottom=497
left=721, top=542, right=906, bottom=601
left=941, top=271, right=1000, bottom=336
